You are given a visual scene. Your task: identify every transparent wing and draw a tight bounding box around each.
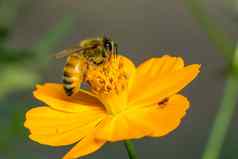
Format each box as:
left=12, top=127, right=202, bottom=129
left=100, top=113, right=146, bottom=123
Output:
left=54, top=47, right=83, bottom=59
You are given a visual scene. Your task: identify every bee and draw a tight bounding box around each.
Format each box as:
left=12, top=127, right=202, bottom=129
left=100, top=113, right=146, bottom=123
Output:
left=55, top=37, right=118, bottom=96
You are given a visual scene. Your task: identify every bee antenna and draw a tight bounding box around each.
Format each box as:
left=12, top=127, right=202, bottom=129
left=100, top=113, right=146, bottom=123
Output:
left=102, top=35, right=111, bottom=41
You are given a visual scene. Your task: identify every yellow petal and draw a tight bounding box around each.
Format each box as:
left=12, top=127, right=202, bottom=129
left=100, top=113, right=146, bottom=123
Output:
left=129, top=55, right=200, bottom=106
left=63, top=132, right=106, bottom=159
left=33, top=83, right=104, bottom=112
left=147, top=94, right=189, bottom=137
left=24, top=106, right=106, bottom=146
left=95, top=94, right=189, bottom=141
left=119, top=55, right=136, bottom=90
left=95, top=109, right=155, bottom=141
left=135, top=56, right=184, bottom=78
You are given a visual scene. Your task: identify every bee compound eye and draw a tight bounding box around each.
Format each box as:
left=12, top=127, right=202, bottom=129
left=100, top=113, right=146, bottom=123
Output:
left=104, top=41, right=112, bottom=51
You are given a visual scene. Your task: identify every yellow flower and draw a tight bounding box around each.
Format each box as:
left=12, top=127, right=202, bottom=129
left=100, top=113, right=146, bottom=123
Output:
left=24, top=55, right=200, bottom=159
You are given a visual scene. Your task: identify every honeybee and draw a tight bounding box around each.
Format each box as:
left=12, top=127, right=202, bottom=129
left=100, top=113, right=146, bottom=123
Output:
left=55, top=37, right=118, bottom=96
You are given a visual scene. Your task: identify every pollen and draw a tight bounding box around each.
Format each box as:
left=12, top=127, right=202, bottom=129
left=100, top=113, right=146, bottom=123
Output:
left=84, top=56, right=133, bottom=114
left=86, top=57, right=129, bottom=96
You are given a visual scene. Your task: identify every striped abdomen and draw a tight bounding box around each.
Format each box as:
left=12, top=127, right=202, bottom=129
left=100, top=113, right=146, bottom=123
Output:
left=63, top=54, right=84, bottom=96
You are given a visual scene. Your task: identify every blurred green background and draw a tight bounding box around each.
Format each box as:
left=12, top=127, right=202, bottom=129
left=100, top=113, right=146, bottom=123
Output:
left=0, top=0, right=237, bottom=159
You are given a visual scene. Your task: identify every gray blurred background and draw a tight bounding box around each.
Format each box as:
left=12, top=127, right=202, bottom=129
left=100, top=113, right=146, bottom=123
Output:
left=0, top=0, right=238, bottom=159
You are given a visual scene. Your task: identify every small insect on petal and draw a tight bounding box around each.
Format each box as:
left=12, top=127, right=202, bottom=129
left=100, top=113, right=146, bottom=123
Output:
left=158, top=98, right=169, bottom=108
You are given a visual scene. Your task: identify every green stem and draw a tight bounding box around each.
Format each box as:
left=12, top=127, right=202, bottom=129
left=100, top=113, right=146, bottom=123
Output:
left=124, top=140, right=138, bottom=159
left=202, top=75, right=238, bottom=159
left=33, top=14, right=77, bottom=57
left=0, top=14, right=76, bottom=98
left=31, top=14, right=77, bottom=68
left=184, top=0, right=236, bottom=61
left=184, top=1, right=238, bottom=158
left=202, top=43, right=238, bottom=159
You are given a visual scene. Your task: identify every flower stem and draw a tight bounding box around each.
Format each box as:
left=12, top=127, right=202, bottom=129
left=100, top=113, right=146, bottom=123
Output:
left=184, top=0, right=238, bottom=158
left=183, top=0, right=236, bottom=61
left=124, top=140, right=138, bottom=159
left=202, top=44, right=238, bottom=159
left=201, top=75, right=238, bottom=159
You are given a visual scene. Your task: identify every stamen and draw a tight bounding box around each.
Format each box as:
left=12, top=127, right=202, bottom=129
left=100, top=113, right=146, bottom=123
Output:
left=85, top=56, right=131, bottom=114
left=85, top=57, right=129, bottom=96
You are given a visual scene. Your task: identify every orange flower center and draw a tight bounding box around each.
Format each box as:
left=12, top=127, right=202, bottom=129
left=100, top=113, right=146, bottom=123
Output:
left=85, top=56, right=131, bottom=114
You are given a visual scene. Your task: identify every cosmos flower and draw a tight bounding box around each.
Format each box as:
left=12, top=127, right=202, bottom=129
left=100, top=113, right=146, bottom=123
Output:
left=24, top=55, right=200, bottom=159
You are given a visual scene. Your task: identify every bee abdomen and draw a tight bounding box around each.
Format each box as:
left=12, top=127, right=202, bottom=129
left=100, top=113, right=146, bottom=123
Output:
left=62, top=72, right=73, bottom=95
left=63, top=71, right=81, bottom=96
left=63, top=54, right=83, bottom=96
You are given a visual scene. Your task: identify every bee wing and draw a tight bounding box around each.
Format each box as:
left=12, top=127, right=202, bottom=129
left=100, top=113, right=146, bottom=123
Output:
left=54, top=47, right=83, bottom=59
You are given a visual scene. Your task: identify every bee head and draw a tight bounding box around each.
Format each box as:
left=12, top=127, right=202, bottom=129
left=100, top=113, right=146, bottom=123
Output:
left=80, top=37, right=118, bottom=65
left=102, top=36, right=117, bottom=56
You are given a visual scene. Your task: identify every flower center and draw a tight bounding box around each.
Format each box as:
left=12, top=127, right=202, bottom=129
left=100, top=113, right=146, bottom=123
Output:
left=85, top=56, right=133, bottom=114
